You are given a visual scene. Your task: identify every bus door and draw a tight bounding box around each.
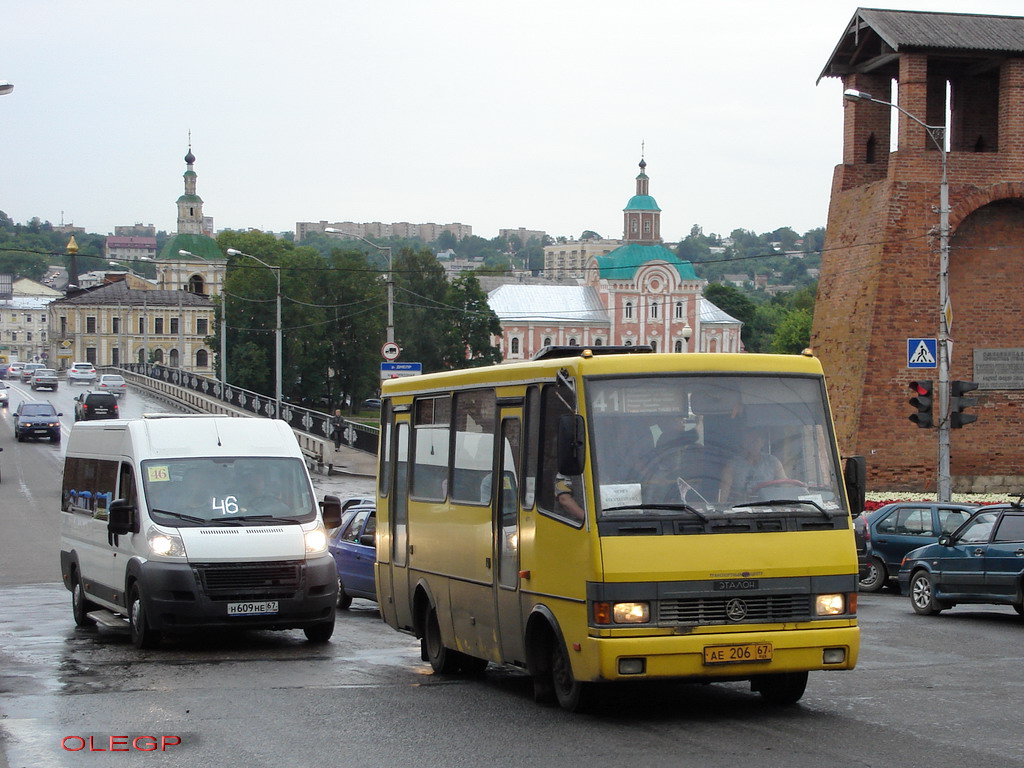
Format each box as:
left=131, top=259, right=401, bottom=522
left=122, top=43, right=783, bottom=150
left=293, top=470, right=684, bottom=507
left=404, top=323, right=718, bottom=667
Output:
left=388, top=421, right=414, bottom=630
left=494, top=414, right=525, bottom=663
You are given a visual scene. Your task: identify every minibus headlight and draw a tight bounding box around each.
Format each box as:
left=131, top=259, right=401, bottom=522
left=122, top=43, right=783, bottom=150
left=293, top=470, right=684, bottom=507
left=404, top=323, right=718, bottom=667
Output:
left=147, top=528, right=185, bottom=558
left=305, top=523, right=328, bottom=555
left=815, top=593, right=846, bottom=616
left=612, top=602, right=650, bottom=624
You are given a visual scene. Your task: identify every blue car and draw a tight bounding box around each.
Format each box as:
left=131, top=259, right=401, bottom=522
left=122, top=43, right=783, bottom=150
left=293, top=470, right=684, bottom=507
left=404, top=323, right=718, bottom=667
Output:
left=328, top=504, right=377, bottom=609
left=859, top=502, right=977, bottom=592
left=899, top=503, right=1024, bottom=615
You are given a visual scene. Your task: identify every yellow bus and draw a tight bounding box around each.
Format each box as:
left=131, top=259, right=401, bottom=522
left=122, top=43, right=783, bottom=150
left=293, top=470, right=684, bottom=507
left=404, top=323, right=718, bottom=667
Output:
left=375, top=346, right=864, bottom=710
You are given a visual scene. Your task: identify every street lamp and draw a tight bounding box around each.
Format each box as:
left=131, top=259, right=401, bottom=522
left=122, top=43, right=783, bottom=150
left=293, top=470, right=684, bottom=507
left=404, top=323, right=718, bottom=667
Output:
left=0, top=81, right=13, bottom=96
left=224, top=248, right=282, bottom=420
left=843, top=87, right=952, bottom=501
left=323, top=228, right=395, bottom=345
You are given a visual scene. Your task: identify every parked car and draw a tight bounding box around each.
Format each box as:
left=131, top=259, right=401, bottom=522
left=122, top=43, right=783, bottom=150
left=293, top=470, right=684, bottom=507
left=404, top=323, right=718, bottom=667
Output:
left=13, top=401, right=62, bottom=443
left=7, top=363, right=24, bottom=380
left=20, top=362, right=45, bottom=383
left=328, top=503, right=377, bottom=609
left=96, top=374, right=127, bottom=397
left=30, top=368, right=59, bottom=391
left=0, top=381, right=8, bottom=407
left=67, top=362, right=98, bottom=385
left=361, top=398, right=382, bottom=410
left=73, top=391, right=119, bottom=421
left=859, top=502, right=978, bottom=592
left=899, top=503, right=1024, bottom=615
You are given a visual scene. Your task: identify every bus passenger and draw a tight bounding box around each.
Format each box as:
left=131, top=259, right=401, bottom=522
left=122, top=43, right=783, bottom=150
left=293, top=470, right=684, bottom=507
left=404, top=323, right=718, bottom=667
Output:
left=719, top=430, right=786, bottom=503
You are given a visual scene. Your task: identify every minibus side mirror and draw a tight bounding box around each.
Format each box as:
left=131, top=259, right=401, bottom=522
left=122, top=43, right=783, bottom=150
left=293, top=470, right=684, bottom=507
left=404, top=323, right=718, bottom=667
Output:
left=107, top=499, right=135, bottom=536
left=320, top=494, right=343, bottom=529
left=844, top=455, right=866, bottom=518
left=557, top=414, right=586, bottom=477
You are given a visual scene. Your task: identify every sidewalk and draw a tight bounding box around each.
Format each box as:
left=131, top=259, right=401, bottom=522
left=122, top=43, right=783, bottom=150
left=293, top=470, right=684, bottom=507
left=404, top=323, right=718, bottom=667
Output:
left=320, top=442, right=377, bottom=478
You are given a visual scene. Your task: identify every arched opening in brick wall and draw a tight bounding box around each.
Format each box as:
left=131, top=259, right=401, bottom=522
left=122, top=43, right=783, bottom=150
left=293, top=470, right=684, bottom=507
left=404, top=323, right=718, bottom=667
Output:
left=947, top=196, right=1024, bottom=476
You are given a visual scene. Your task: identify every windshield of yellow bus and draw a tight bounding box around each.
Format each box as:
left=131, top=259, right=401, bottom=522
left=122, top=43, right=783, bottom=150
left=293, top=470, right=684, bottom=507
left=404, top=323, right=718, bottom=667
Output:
left=586, top=374, right=847, bottom=525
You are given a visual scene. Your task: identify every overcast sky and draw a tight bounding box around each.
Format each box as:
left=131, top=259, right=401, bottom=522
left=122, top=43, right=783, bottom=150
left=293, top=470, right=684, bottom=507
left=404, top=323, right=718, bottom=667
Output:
left=4, top=1, right=1022, bottom=242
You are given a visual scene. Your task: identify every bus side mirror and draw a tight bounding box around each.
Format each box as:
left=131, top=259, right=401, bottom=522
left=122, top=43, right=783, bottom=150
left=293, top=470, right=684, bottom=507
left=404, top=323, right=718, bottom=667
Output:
left=320, top=494, right=343, bottom=529
left=844, top=455, right=866, bottom=518
left=107, top=499, right=135, bottom=536
left=557, top=414, right=586, bottom=476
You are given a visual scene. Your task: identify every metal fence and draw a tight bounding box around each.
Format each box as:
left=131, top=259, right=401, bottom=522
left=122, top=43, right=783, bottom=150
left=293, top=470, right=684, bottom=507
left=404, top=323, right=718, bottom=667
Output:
left=120, top=363, right=380, bottom=455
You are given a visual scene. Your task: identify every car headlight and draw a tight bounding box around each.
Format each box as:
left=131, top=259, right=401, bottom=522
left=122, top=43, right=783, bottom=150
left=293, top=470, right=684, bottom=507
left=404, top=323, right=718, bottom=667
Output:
left=304, top=522, right=328, bottom=555
left=147, top=527, right=186, bottom=558
left=815, top=593, right=846, bottom=616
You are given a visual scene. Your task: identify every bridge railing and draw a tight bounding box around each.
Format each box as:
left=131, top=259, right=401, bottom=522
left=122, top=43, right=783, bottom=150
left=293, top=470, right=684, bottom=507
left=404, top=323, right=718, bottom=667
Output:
left=117, top=364, right=380, bottom=468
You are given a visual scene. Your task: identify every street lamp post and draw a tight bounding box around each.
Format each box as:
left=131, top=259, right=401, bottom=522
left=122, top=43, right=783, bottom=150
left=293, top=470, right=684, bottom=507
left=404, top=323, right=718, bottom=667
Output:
left=224, top=248, right=282, bottom=420
left=0, top=81, right=13, bottom=96
left=843, top=88, right=952, bottom=501
left=323, top=228, right=395, bottom=345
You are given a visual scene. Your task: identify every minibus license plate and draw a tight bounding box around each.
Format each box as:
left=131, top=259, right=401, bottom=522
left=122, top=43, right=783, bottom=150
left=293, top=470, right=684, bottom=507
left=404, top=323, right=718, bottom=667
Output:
left=227, top=601, right=278, bottom=616
left=703, top=643, right=773, bottom=665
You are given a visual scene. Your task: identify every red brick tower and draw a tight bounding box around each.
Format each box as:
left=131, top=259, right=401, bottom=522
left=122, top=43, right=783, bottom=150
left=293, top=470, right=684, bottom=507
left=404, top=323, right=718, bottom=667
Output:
left=814, top=8, right=1024, bottom=493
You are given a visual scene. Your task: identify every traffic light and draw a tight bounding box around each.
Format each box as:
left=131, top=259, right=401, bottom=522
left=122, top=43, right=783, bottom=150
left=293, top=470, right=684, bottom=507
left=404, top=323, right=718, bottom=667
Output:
left=950, top=380, right=979, bottom=428
left=908, top=380, right=933, bottom=428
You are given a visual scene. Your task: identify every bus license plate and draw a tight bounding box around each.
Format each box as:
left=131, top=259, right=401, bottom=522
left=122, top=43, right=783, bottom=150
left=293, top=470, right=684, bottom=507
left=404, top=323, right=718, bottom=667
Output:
left=227, top=601, right=278, bottom=616
left=703, top=643, right=773, bottom=665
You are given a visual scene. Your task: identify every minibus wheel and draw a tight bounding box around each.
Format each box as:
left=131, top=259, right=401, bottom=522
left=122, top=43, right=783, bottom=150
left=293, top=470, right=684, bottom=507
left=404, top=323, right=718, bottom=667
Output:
left=71, top=571, right=97, bottom=627
left=128, top=583, right=161, bottom=650
left=424, top=605, right=461, bottom=674
left=752, top=670, right=808, bottom=705
left=303, top=617, right=335, bottom=643
left=551, top=639, right=592, bottom=712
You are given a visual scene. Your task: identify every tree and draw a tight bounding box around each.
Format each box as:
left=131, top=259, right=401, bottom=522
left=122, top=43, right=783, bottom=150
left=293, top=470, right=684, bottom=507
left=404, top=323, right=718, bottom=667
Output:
left=444, top=273, right=502, bottom=368
left=393, top=247, right=452, bottom=373
left=580, top=230, right=602, bottom=240
left=437, top=230, right=458, bottom=251
left=703, top=283, right=757, bottom=349
left=770, top=307, right=813, bottom=354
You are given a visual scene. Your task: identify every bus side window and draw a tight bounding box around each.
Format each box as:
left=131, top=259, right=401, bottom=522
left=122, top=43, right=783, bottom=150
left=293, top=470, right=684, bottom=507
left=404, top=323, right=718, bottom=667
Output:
left=537, top=385, right=585, bottom=525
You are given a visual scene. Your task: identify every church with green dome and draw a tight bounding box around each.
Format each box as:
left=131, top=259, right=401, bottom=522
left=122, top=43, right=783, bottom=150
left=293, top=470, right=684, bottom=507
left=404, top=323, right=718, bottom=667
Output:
left=490, top=158, right=742, bottom=360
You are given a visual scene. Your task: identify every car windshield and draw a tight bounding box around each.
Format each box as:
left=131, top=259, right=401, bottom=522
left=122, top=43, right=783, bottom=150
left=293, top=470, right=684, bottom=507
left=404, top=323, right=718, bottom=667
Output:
left=587, top=374, right=847, bottom=530
left=142, top=457, right=316, bottom=527
left=21, top=404, right=56, bottom=416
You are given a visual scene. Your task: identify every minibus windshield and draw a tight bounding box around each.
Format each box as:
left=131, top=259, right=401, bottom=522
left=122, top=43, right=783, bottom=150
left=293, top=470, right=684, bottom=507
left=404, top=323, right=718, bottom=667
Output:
left=142, top=457, right=315, bottom=526
left=587, top=374, right=846, bottom=527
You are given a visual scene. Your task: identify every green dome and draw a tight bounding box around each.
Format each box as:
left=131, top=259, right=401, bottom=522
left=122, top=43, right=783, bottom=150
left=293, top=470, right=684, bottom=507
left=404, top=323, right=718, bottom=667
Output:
left=595, top=243, right=696, bottom=281
left=624, top=194, right=661, bottom=212
left=160, top=233, right=224, bottom=261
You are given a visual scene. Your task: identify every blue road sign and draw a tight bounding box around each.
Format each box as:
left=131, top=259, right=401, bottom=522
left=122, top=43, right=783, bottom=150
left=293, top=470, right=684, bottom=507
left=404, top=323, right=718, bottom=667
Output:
left=381, top=361, right=423, bottom=379
left=907, top=338, right=937, bottom=368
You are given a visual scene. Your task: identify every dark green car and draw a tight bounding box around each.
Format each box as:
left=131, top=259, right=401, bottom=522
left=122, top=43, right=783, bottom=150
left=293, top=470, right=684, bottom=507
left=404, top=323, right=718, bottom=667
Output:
left=898, top=503, right=1024, bottom=616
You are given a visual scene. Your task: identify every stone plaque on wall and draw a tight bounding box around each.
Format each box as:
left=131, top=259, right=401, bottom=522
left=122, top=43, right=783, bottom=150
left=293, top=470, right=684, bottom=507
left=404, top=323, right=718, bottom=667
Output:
left=974, top=348, right=1024, bottom=390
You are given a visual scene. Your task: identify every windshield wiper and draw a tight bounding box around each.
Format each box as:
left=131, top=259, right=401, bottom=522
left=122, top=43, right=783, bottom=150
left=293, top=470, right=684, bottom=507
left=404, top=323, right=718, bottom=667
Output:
left=150, top=508, right=207, bottom=524
left=731, top=499, right=831, bottom=519
left=602, top=503, right=709, bottom=523
left=225, top=514, right=301, bottom=525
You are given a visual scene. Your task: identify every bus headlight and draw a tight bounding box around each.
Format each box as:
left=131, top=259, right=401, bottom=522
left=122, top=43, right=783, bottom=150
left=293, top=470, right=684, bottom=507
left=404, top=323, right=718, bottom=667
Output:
left=815, top=593, right=846, bottom=616
left=612, top=602, right=650, bottom=624
left=305, top=523, right=328, bottom=555
left=147, top=528, right=185, bottom=558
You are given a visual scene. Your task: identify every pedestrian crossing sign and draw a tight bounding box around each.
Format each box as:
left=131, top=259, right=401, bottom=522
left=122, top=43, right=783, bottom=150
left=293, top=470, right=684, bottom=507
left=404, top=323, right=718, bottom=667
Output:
left=907, top=338, right=937, bottom=368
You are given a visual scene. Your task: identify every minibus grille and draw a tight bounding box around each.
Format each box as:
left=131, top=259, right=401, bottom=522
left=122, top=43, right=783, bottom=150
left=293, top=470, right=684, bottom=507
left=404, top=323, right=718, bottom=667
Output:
left=194, top=561, right=302, bottom=600
left=658, top=594, right=812, bottom=626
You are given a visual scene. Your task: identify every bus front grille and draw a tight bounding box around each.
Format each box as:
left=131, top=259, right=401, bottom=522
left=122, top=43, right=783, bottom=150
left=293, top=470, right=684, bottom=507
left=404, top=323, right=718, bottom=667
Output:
left=658, top=594, right=812, bottom=626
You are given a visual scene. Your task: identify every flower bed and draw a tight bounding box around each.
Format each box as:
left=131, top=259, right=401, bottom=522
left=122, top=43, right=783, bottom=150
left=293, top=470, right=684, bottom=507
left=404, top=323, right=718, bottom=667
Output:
left=864, top=491, right=1017, bottom=512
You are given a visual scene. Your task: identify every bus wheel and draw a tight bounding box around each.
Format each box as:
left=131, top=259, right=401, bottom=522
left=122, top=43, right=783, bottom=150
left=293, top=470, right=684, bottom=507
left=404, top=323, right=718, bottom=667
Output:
left=129, top=583, right=162, bottom=650
left=551, top=639, right=591, bottom=712
left=424, top=606, right=460, bottom=674
left=752, top=671, right=808, bottom=705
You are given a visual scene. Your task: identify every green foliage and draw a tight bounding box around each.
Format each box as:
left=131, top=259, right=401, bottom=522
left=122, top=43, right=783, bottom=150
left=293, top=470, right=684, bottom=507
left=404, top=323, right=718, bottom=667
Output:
left=444, top=273, right=502, bottom=368
left=770, top=307, right=813, bottom=354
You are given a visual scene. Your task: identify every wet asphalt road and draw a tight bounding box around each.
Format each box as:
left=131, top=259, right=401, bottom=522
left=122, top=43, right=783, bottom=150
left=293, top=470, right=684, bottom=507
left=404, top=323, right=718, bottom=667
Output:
left=3, top=383, right=1024, bottom=767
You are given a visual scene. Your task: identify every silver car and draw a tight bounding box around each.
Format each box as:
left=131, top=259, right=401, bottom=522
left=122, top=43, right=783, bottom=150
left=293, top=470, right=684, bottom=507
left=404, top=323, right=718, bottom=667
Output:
left=30, top=368, right=60, bottom=391
left=96, top=374, right=127, bottom=397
